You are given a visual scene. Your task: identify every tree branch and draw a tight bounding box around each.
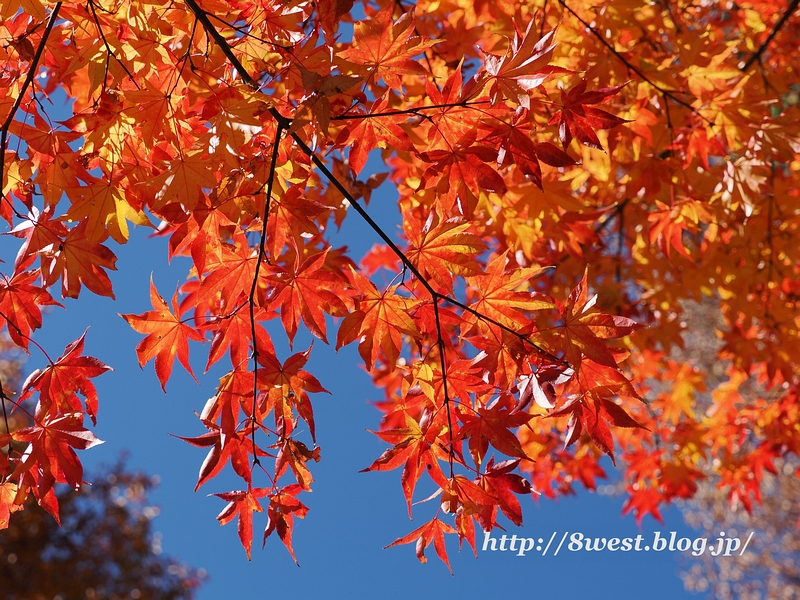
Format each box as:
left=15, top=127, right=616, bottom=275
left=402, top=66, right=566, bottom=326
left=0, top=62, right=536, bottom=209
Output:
left=740, top=0, right=800, bottom=72
left=557, top=0, right=711, bottom=123
left=87, top=0, right=140, bottom=90
left=184, top=0, right=571, bottom=373
left=0, top=2, right=63, bottom=221
left=247, top=123, right=284, bottom=465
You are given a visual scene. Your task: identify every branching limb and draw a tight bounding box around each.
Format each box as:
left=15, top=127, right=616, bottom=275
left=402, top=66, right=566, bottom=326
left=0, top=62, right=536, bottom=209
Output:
left=740, top=0, right=800, bottom=72
left=248, top=123, right=285, bottom=465
left=0, top=2, right=63, bottom=221
left=557, top=0, right=711, bottom=123
left=87, top=0, right=140, bottom=90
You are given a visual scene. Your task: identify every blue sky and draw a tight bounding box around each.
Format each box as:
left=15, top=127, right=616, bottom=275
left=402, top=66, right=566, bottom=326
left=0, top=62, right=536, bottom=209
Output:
left=0, top=178, right=707, bottom=598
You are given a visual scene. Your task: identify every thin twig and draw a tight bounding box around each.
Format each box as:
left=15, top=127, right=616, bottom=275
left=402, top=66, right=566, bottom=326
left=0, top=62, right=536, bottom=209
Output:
left=740, top=0, right=800, bottom=72
left=0, top=2, right=63, bottom=221
left=557, top=0, right=712, bottom=124
left=433, top=297, right=455, bottom=477
left=331, top=100, right=490, bottom=121
left=247, top=123, right=284, bottom=465
left=0, top=309, right=56, bottom=367
left=87, top=0, right=140, bottom=89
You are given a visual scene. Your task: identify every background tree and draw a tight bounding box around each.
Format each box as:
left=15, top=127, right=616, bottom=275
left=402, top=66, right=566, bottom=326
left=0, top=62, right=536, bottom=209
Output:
left=0, top=340, right=205, bottom=599
left=680, top=458, right=800, bottom=600
left=0, top=0, right=798, bottom=567
left=0, top=459, right=206, bottom=600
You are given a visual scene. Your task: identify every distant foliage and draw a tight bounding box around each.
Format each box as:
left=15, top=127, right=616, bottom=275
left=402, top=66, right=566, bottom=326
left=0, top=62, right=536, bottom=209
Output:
left=0, top=459, right=205, bottom=599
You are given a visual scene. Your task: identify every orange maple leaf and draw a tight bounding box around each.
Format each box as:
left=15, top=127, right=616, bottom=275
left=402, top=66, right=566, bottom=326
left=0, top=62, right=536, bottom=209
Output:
left=338, top=4, right=438, bottom=89
left=121, top=277, right=203, bottom=390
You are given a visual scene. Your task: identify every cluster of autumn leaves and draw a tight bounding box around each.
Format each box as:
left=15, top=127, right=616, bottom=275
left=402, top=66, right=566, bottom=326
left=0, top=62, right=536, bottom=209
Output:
left=1, top=0, right=799, bottom=568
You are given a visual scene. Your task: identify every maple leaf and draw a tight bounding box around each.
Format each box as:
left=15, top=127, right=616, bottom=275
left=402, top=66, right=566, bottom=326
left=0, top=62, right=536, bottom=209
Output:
left=174, top=420, right=254, bottom=490
left=553, top=269, right=643, bottom=369
left=64, top=175, right=152, bottom=244
left=622, top=486, right=665, bottom=526
left=121, top=278, right=203, bottom=391
left=464, top=252, right=555, bottom=332
left=478, top=457, right=533, bottom=527
left=264, top=250, right=349, bottom=346
left=338, top=4, right=438, bottom=89
left=39, top=220, right=118, bottom=299
left=418, top=129, right=507, bottom=216
left=0, top=482, right=22, bottom=530
left=202, top=293, right=273, bottom=371
left=457, top=397, right=533, bottom=465
left=257, top=344, right=329, bottom=443
left=549, top=80, right=629, bottom=148
left=12, top=413, right=104, bottom=496
left=468, top=323, right=532, bottom=391
left=150, top=151, right=216, bottom=211
left=267, top=185, right=330, bottom=258
left=196, top=231, right=258, bottom=310
left=288, top=67, right=364, bottom=136
left=274, top=437, right=321, bottom=490
left=360, top=243, right=402, bottom=276
left=385, top=517, right=457, bottom=573
left=404, top=211, right=485, bottom=293
left=0, top=268, right=61, bottom=350
left=169, top=200, right=238, bottom=277
left=263, top=484, right=309, bottom=565
left=213, top=487, right=269, bottom=560
left=547, top=392, right=644, bottom=463
left=336, top=267, right=420, bottom=370
left=482, top=21, right=561, bottom=106
left=361, top=408, right=450, bottom=516
left=20, top=331, right=112, bottom=426
left=337, top=95, right=414, bottom=175
left=488, top=109, right=577, bottom=188
left=9, top=205, right=68, bottom=273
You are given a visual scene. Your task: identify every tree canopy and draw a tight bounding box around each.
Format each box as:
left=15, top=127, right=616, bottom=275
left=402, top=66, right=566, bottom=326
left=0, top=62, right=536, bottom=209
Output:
left=0, top=459, right=205, bottom=600
left=1, top=0, right=799, bottom=567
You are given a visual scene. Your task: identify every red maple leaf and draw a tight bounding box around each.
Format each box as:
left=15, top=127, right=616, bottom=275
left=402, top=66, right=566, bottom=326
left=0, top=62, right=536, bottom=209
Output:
left=121, top=277, right=203, bottom=390
left=263, top=484, right=309, bottom=565
left=549, top=80, right=629, bottom=148
left=0, top=268, right=61, bottom=350
left=213, top=487, right=270, bottom=560
left=385, top=517, right=457, bottom=573
left=20, top=331, right=112, bottom=425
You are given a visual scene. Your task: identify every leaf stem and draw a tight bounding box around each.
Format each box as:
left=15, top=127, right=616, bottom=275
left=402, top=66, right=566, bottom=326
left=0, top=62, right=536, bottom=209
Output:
left=248, top=123, right=285, bottom=465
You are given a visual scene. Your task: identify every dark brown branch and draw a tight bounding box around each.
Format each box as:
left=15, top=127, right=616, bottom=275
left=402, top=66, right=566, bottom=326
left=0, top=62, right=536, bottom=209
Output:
left=184, top=0, right=571, bottom=370
left=87, top=0, right=140, bottom=90
left=331, top=101, right=490, bottom=121
left=0, top=2, right=63, bottom=221
left=247, top=123, right=284, bottom=464
left=433, top=297, right=455, bottom=477
left=557, top=0, right=711, bottom=124
left=740, top=0, right=800, bottom=72
left=206, top=13, right=293, bottom=50
left=0, top=382, right=10, bottom=449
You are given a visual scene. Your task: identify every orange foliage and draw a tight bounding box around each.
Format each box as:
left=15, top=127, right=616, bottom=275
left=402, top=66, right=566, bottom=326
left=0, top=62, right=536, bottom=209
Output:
left=1, top=0, right=799, bottom=567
